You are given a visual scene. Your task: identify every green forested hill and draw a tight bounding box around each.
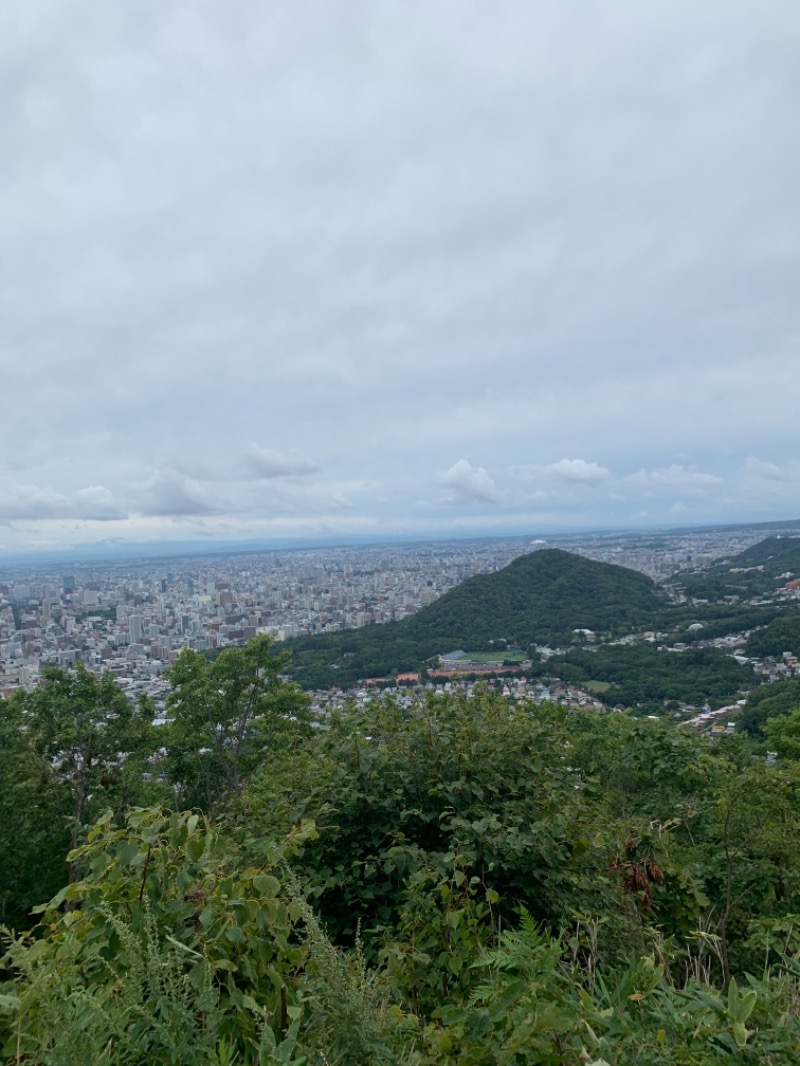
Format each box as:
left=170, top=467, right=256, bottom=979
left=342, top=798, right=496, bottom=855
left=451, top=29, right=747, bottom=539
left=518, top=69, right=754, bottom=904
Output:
left=395, top=548, right=664, bottom=646
left=288, top=549, right=667, bottom=687
left=549, top=643, right=755, bottom=711
left=746, top=610, right=800, bottom=658
left=739, top=678, right=800, bottom=736
left=670, top=536, right=800, bottom=600
left=729, top=536, right=800, bottom=569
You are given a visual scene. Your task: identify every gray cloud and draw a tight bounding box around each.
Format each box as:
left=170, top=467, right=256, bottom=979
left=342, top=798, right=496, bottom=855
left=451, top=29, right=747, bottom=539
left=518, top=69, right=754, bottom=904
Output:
left=135, top=470, right=227, bottom=518
left=546, top=459, right=611, bottom=485
left=1, top=1, right=799, bottom=550
left=627, top=465, right=725, bottom=491
left=72, top=485, right=128, bottom=521
left=243, top=444, right=321, bottom=479
left=0, top=480, right=126, bottom=522
left=744, top=457, right=800, bottom=483
left=0, top=481, right=69, bottom=522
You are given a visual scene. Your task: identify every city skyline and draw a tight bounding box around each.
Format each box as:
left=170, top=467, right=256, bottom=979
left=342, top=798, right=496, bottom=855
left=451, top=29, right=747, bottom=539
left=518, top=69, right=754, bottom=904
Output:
left=2, top=2, right=799, bottom=553
left=2, top=522, right=784, bottom=704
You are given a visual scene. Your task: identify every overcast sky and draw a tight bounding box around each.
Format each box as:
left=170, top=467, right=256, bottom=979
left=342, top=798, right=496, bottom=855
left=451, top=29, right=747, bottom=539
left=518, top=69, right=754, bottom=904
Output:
left=2, top=1, right=799, bottom=555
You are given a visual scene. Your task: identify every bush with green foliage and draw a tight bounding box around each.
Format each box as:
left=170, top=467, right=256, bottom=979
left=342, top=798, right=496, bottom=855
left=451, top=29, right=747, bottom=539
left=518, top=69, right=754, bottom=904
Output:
left=166, top=635, right=312, bottom=812
left=6, top=655, right=800, bottom=1063
left=1, top=808, right=401, bottom=1066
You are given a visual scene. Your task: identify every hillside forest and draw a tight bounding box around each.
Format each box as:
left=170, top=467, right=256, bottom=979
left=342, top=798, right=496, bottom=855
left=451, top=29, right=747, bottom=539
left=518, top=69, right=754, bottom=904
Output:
left=5, top=632, right=800, bottom=1063
left=283, top=543, right=800, bottom=698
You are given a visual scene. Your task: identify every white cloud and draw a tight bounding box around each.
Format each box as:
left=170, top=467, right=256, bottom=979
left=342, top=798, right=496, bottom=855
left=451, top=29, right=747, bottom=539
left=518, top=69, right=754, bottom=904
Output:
left=436, top=460, right=501, bottom=506
left=743, top=457, right=800, bottom=482
left=627, top=465, right=724, bottom=491
left=545, top=458, right=611, bottom=485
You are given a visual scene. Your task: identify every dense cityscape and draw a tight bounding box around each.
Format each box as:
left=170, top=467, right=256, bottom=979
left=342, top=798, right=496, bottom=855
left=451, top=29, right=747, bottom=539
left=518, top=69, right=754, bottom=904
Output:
left=1, top=523, right=792, bottom=709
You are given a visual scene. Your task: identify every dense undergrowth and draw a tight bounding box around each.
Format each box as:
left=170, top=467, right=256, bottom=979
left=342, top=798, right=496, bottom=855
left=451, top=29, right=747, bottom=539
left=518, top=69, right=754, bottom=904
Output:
left=4, top=646, right=800, bottom=1062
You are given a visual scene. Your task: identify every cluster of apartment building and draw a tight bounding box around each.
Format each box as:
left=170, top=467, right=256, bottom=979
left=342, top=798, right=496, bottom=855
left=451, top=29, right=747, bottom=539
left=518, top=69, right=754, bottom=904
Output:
left=0, top=539, right=534, bottom=701
left=1, top=526, right=792, bottom=706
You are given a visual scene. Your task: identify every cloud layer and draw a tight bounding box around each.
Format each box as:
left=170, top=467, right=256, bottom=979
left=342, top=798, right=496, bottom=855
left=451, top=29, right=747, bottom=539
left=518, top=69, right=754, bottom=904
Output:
left=1, top=1, right=799, bottom=552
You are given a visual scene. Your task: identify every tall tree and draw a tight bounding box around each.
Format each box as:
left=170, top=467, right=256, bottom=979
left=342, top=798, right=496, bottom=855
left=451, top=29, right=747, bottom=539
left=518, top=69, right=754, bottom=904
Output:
left=0, top=690, right=70, bottom=927
left=165, top=634, right=311, bottom=812
left=22, top=665, right=159, bottom=877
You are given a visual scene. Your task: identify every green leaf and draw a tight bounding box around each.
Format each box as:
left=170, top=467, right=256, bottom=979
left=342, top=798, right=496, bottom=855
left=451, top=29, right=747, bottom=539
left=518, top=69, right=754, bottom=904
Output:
left=727, top=977, right=757, bottom=1025
left=164, top=934, right=203, bottom=959
left=253, top=874, right=281, bottom=899
left=732, top=1021, right=750, bottom=1048
left=199, top=904, right=217, bottom=928
left=186, top=835, right=205, bottom=862
left=116, top=841, right=140, bottom=865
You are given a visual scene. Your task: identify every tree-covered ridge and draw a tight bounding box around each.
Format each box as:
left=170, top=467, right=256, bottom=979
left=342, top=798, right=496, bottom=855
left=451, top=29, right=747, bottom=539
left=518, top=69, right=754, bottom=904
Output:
left=746, top=609, right=800, bottom=659
left=395, top=548, right=665, bottom=645
left=739, top=679, right=800, bottom=737
left=674, top=605, right=783, bottom=643
left=545, top=643, right=755, bottom=711
left=670, top=536, right=800, bottom=600
left=726, top=536, right=800, bottom=570
left=287, top=549, right=668, bottom=688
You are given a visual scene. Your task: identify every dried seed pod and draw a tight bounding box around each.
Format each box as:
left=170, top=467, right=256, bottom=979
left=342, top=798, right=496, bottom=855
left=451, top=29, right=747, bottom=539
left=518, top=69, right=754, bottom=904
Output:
left=645, top=858, right=664, bottom=884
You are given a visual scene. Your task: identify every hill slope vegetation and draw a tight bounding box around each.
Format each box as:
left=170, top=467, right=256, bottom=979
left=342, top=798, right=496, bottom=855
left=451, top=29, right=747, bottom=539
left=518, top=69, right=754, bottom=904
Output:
left=670, top=537, right=800, bottom=600
left=288, top=548, right=668, bottom=688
